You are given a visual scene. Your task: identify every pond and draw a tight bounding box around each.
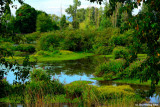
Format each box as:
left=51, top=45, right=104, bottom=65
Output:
left=1, top=55, right=160, bottom=105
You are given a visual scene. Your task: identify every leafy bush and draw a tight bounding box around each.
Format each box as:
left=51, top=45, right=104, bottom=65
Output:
left=112, top=46, right=130, bottom=59
left=97, top=85, right=135, bottom=100
left=94, top=59, right=126, bottom=80
left=37, top=32, right=60, bottom=51
left=93, top=46, right=113, bottom=55
left=30, top=69, right=50, bottom=81
left=109, top=34, right=126, bottom=46
left=122, top=59, right=144, bottom=79
left=14, top=44, right=36, bottom=53
left=64, top=81, right=88, bottom=99
left=26, top=69, right=65, bottom=102
left=24, top=32, right=41, bottom=43
left=0, top=79, right=12, bottom=98
left=60, top=30, right=95, bottom=51
left=36, top=13, right=58, bottom=32
left=92, top=28, right=119, bottom=54
left=0, top=42, right=15, bottom=51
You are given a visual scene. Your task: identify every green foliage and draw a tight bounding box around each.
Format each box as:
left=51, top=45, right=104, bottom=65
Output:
left=93, top=46, right=113, bottom=55
left=97, top=85, right=135, bottom=100
left=26, top=69, right=65, bottom=102
left=36, top=13, right=58, bottom=32
left=99, top=17, right=112, bottom=29
left=112, top=46, right=130, bottom=59
left=64, top=81, right=88, bottom=99
left=60, top=15, right=68, bottom=29
left=122, top=60, right=144, bottom=79
left=0, top=79, right=12, bottom=98
left=24, top=32, right=41, bottom=43
left=15, top=4, right=37, bottom=33
left=109, top=34, right=126, bottom=46
left=95, top=59, right=126, bottom=80
left=30, top=69, right=50, bottom=81
left=72, top=20, right=79, bottom=29
left=14, top=44, right=36, bottom=53
left=92, top=28, right=119, bottom=55
left=37, top=32, right=60, bottom=51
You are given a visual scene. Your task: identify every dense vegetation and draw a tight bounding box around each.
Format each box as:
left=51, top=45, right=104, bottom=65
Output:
left=0, top=0, right=159, bottom=106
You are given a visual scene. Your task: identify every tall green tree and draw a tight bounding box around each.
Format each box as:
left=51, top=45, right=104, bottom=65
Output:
left=36, top=13, right=58, bottom=32
left=15, top=3, right=37, bottom=33
left=60, top=15, right=68, bottom=29
left=65, top=0, right=81, bottom=29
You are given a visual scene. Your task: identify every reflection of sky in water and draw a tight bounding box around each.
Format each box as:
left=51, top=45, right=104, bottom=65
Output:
left=51, top=72, right=96, bottom=85
left=149, top=94, right=160, bottom=104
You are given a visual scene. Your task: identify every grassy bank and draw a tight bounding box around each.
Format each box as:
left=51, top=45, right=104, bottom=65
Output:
left=0, top=80, right=144, bottom=105
left=6, top=50, right=94, bottom=63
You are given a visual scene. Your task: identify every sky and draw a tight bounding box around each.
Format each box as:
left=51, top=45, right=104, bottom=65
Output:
left=11, top=0, right=141, bottom=17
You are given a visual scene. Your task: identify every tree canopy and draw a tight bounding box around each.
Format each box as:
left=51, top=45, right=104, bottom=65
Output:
left=15, top=3, right=37, bottom=33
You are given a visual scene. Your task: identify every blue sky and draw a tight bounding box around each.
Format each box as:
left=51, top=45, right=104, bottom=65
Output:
left=11, top=0, right=141, bottom=16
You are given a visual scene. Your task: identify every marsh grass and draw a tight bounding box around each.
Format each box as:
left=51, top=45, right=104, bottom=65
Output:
left=0, top=69, right=145, bottom=106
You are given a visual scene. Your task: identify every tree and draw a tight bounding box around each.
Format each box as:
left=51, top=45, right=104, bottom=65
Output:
left=129, top=1, right=160, bottom=93
left=60, top=15, right=68, bottom=29
left=15, top=3, right=37, bottom=33
left=77, top=8, right=86, bottom=23
left=65, top=0, right=81, bottom=29
left=36, top=13, right=58, bottom=32
left=89, top=0, right=160, bottom=92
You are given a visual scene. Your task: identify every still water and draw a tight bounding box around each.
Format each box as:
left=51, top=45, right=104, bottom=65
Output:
left=1, top=56, right=160, bottom=106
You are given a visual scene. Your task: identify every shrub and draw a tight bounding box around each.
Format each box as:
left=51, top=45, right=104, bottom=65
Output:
left=24, top=32, right=40, bottom=43
left=37, top=32, right=60, bottom=51
left=14, top=44, right=36, bottom=53
left=26, top=69, right=65, bottom=102
left=122, top=59, right=144, bottom=79
left=92, top=28, right=119, bottom=54
left=36, top=13, right=58, bottom=32
left=93, top=46, right=113, bottom=55
left=64, top=81, right=88, bottom=99
left=30, top=69, right=50, bottom=81
left=96, top=85, right=135, bottom=100
left=60, top=29, right=95, bottom=51
left=94, top=59, right=126, bottom=80
left=109, top=34, right=126, bottom=46
left=112, top=46, right=130, bottom=59
left=0, top=79, right=12, bottom=98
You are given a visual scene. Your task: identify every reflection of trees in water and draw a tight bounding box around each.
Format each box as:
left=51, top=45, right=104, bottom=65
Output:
left=39, top=56, right=106, bottom=76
